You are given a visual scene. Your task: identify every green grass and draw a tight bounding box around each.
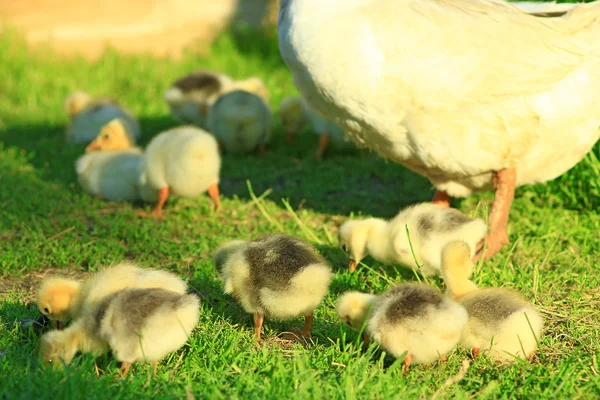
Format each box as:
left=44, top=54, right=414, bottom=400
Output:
left=0, top=24, right=599, bottom=400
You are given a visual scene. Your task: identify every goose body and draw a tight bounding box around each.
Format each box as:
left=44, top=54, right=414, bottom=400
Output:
left=65, top=92, right=140, bottom=144
left=339, top=203, right=486, bottom=276
left=164, top=70, right=234, bottom=128
left=207, top=90, right=273, bottom=154
left=441, top=241, right=544, bottom=362
left=214, top=235, right=332, bottom=340
left=36, top=261, right=188, bottom=328
left=39, top=287, right=199, bottom=375
left=140, top=126, right=221, bottom=217
left=278, top=0, right=600, bottom=259
left=75, top=148, right=145, bottom=202
left=337, top=284, right=468, bottom=371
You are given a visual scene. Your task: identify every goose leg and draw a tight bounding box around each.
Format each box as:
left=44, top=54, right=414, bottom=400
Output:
left=253, top=312, right=264, bottom=342
left=431, top=190, right=451, bottom=208
left=301, top=313, right=313, bottom=338
left=474, top=168, right=516, bottom=261
left=315, top=133, right=330, bottom=159
left=207, top=183, right=221, bottom=211
left=152, top=361, right=159, bottom=375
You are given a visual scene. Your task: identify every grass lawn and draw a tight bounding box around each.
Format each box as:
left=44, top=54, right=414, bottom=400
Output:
left=0, top=22, right=599, bottom=399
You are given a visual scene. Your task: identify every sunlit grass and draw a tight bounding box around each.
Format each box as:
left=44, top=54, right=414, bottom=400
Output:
left=0, top=24, right=599, bottom=399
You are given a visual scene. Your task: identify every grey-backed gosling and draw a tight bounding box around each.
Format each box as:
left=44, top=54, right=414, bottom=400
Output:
left=214, top=235, right=332, bottom=341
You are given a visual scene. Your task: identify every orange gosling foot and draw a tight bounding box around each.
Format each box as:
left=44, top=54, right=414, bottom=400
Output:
left=301, top=313, right=314, bottom=338
left=315, top=134, right=330, bottom=160
left=432, top=190, right=452, bottom=208
left=207, top=182, right=221, bottom=211
left=472, top=348, right=481, bottom=358
left=474, top=168, right=516, bottom=262
left=254, top=312, right=264, bottom=342
left=348, top=259, right=358, bottom=272
left=440, top=355, right=447, bottom=363
left=403, top=353, right=413, bottom=375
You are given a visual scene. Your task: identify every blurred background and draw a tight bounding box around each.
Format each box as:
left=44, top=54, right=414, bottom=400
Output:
left=0, top=0, right=279, bottom=59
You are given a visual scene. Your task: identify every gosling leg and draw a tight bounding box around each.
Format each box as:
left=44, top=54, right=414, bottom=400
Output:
left=253, top=312, right=264, bottom=342
left=120, top=361, right=132, bottom=377
left=315, top=134, right=330, bottom=160
left=207, top=182, right=221, bottom=211
left=301, top=313, right=313, bottom=338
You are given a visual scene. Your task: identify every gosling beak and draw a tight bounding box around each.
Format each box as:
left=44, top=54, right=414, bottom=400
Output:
left=286, top=132, right=295, bottom=145
left=348, top=259, right=358, bottom=272
left=85, top=141, right=100, bottom=152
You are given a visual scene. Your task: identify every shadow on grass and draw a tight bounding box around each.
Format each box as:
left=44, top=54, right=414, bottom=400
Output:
left=0, top=300, right=47, bottom=370
left=218, top=129, right=434, bottom=217
left=0, top=114, right=434, bottom=227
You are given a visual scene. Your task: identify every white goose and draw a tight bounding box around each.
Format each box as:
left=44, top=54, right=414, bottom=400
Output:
left=278, top=0, right=600, bottom=260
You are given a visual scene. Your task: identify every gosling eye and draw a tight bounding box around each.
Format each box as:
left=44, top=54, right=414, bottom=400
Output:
left=103, top=134, right=109, bottom=139
left=43, top=307, right=50, bottom=314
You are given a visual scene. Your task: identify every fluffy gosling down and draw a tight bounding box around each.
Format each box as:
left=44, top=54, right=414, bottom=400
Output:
left=75, top=119, right=149, bottom=202
left=65, top=91, right=140, bottom=144
left=139, top=126, right=222, bottom=218
left=279, top=96, right=350, bottom=159
left=207, top=89, right=273, bottom=155
left=36, top=261, right=188, bottom=330
left=339, top=203, right=486, bottom=276
left=36, top=278, right=81, bottom=330
left=38, top=288, right=200, bottom=376
left=441, top=241, right=544, bottom=362
left=164, top=70, right=234, bottom=129
left=336, top=284, right=468, bottom=372
left=214, top=235, right=333, bottom=341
